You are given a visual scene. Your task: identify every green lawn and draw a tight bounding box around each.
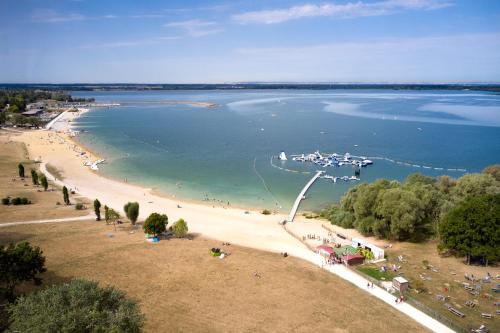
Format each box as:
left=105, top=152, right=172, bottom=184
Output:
left=357, top=266, right=396, bottom=281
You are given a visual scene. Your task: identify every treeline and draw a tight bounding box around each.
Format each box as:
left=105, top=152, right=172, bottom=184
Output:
left=0, top=89, right=94, bottom=113
left=321, top=165, right=500, bottom=243
left=1, top=83, right=499, bottom=92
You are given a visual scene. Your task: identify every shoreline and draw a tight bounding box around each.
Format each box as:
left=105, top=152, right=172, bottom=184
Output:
left=6, top=107, right=455, bottom=333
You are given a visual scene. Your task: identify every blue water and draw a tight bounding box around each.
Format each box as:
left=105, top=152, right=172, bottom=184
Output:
left=72, top=89, right=500, bottom=212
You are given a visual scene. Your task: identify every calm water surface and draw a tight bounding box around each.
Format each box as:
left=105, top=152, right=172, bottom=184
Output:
left=72, top=90, right=500, bottom=212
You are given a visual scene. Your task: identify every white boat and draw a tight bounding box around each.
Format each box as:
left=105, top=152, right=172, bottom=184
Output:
left=278, top=151, right=288, bottom=161
left=90, top=164, right=99, bottom=171
left=349, top=176, right=359, bottom=181
left=362, top=159, right=373, bottom=165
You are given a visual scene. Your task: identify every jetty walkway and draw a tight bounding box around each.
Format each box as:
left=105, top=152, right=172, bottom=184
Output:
left=287, top=170, right=324, bottom=222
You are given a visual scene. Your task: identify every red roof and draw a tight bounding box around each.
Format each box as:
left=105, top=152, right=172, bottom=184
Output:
left=342, top=253, right=364, bottom=260
left=317, top=245, right=335, bottom=254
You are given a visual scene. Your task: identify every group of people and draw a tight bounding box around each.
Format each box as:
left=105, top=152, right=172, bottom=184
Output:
left=395, top=295, right=405, bottom=304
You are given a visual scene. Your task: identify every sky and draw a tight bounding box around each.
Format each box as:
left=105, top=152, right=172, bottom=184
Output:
left=0, top=0, right=499, bottom=83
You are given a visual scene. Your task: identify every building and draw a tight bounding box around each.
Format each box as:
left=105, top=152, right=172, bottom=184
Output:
left=22, top=109, right=43, bottom=117
left=342, top=253, right=364, bottom=266
left=392, top=276, right=409, bottom=292
left=317, top=245, right=335, bottom=258
left=351, top=237, right=385, bottom=260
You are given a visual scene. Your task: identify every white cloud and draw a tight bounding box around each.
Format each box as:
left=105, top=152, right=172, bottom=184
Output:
left=31, top=9, right=116, bottom=23
left=232, top=0, right=453, bottom=24
left=163, top=19, right=223, bottom=37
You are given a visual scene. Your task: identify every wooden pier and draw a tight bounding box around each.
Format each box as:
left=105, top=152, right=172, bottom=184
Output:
left=287, top=170, right=324, bottom=222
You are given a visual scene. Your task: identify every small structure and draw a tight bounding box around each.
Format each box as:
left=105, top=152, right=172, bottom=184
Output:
left=317, top=245, right=335, bottom=258
left=342, top=253, right=364, bottom=266
left=393, top=276, right=409, bottom=292
left=351, top=237, right=385, bottom=260
left=21, top=109, right=43, bottom=117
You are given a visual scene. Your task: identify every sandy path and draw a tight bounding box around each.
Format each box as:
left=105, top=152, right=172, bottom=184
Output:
left=11, top=125, right=455, bottom=333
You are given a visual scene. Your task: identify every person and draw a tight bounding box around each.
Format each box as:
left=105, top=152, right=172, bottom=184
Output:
left=367, top=282, right=370, bottom=288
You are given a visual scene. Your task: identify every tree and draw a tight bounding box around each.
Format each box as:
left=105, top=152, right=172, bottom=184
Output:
left=143, top=213, right=168, bottom=236
left=0, top=242, right=46, bottom=300
left=439, top=194, right=500, bottom=265
left=62, top=186, right=70, bottom=205
left=8, top=279, right=144, bottom=332
left=172, top=218, right=188, bottom=238
left=39, top=174, right=48, bottom=191
left=18, top=163, right=24, bottom=178
left=124, top=202, right=140, bottom=225
left=452, top=173, right=500, bottom=200
left=94, top=199, right=101, bottom=221
left=104, top=206, right=120, bottom=225
left=30, top=169, right=38, bottom=185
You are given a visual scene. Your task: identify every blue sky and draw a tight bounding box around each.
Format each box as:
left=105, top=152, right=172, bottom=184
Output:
left=0, top=0, right=499, bottom=83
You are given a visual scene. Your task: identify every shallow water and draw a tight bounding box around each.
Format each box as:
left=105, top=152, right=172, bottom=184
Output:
left=72, top=89, right=500, bottom=212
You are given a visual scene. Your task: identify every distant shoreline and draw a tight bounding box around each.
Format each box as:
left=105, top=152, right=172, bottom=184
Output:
left=1, top=83, right=500, bottom=93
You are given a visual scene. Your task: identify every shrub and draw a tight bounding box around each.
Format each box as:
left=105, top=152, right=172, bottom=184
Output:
left=40, top=174, right=48, bottom=191
left=172, top=218, right=189, bottom=238
left=31, top=169, right=38, bottom=185
left=75, top=203, right=85, bottom=210
left=20, top=197, right=29, bottom=205
left=261, top=209, right=271, bottom=215
left=124, top=202, right=139, bottom=225
left=8, top=279, right=144, bottom=332
left=1, top=197, right=9, bottom=205
left=11, top=197, right=21, bottom=205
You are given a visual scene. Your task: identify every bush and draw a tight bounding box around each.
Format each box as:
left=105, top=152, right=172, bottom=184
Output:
left=261, top=209, right=271, bottom=215
left=1, top=197, right=9, bottom=205
left=143, top=213, right=168, bottom=236
left=75, top=203, right=85, bottom=210
left=20, top=197, right=29, bottom=205
left=172, top=218, right=189, bottom=238
left=124, top=202, right=139, bottom=225
left=11, top=197, right=21, bottom=205
left=8, top=279, right=144, bottom=332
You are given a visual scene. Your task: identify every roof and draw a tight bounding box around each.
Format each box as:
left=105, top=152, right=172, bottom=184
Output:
left=333, top=245, right=357, bottom=256
left=393, top=276, right=409, bottom=284
left=317, top=245, right=334, bottom=254
left=342, top=253, right=364, bottom=260
left=22, top=109, right=43, bottom=116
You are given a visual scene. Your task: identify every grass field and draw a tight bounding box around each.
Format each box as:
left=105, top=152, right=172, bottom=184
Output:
left=359, top=242, right=499, bottom=333
left=0, top=221, right=428, bottom=333
left=0, top=131, right=89, bottom=223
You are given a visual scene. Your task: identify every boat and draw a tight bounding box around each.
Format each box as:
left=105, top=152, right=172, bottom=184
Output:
left=278, top=151, right=288, bottom=161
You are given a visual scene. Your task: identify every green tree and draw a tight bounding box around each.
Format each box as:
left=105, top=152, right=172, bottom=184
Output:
left=452, top=173, right=500, bottom=200
left=124, top=202, right=140, bottom=225
left=104, top=207, right=120, bottom=225
left=39, top=174, right=48, bottom=191
left=30, top=169, right=38, bottom=185
left=7, top=105, right=19, bottom=113
left=439, top=194, right=500, bottom=265
left=0, top=242, right=46, bottom=300
left=18, top=163, right=24, bottom=178
left=143, top=213, right=168, bottom=236
left=8, top=279, right=144, bottom=333
left=172, top=218, right=188, bottom=238
left=94, top=199, right=101, bottom=221
left=62, top=186, right=70, bottom=205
